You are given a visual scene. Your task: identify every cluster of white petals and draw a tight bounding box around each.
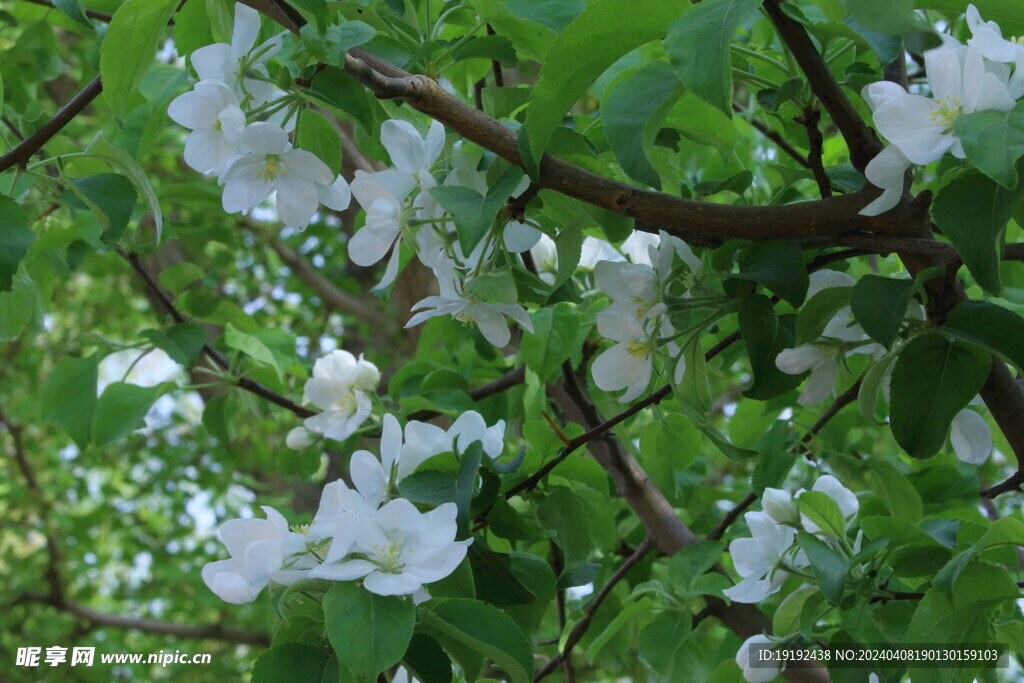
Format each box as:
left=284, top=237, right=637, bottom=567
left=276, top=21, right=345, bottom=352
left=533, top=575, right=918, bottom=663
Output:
left=301, top=349, right=380, bottom=442
left=591, top=232, right=702, bottom=402
left=774, top=270, right=884, bottom=406
left=860, top=5, right=1023, bottom=216
left=168, top=3, right=350, bottom=230
left=204, top=408, right=504, bottom=603
left=724, top=474, right=858, bottom=604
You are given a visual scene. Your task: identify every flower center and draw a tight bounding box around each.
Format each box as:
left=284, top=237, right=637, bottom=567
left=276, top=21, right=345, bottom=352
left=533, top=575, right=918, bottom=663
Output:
left=929, top=96, right=961, bottom=129
left=336, top=391, right=357, bottom=414
left=625, top=339, right=653, bottom=358
left=453, top=311, right=474, bottom=325
left=370, top=541, right=409, bottom=573
left=259, top=154, right=285, bottom=183
left=1013, top=36, right=1024, bottom=47
left=631, top=295, right=657, bottom=318
left=213, top=119, right=223, bottom=133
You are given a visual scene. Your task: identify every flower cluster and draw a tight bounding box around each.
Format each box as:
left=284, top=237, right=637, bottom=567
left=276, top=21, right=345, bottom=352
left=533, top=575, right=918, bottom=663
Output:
left=774, top=270, right=993, bottom=464
left=345, top=122, right=536, bottom=346
left=203, top=409, right=505, bottom=603
left=590, top=231, right=703, bottom=402
left=860, top=4, right=1023, bottom=215
left=723, top=474, right=859, bottom=604
left=774, top=270, right=884, bottom=406
left=168, top=3, right=350, bottom=230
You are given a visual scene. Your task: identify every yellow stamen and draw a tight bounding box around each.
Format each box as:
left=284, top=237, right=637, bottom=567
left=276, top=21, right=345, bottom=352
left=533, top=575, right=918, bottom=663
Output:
left=453, top=311, right=474, bottom=325
left=929, top=96, right=961, bottom=129
left=259, top=154, right=286, bottom=183
left=625, top=339, right=653, bottom=358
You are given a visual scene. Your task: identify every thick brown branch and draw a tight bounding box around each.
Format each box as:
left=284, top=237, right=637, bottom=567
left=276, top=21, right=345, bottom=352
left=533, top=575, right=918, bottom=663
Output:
left=13, top=591, right=269, bottom=646
left=0, top=76, right=102, bottom=172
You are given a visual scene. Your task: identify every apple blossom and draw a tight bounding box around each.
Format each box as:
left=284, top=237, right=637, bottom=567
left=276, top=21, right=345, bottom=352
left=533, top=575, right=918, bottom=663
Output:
left=166, top=80, right=245, bottom=177
left=405, top=265, right=533, bottom=347
left=302, top=349, right=379, bottom=442
left=736, top=634, right=783, bottom=683
left=309, top=499, right=471, bottom=596
left=950, top=407, right=993, bottom=465
left=348, top=169, right=417, bottom=288
left=201, top=506, right=313, bottom=604
left=722, top=511, right=798, bottom=603
left=285, top=426, right=315, bottom=450
left=761, top=487, right=799, bottom=525
left=189, top=3, right=283, bottom=107
left=221, top=122, right=337, bottom=230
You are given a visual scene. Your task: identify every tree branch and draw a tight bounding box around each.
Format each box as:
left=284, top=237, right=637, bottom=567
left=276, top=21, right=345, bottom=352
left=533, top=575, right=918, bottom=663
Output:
left=20, top=0, right=114, bottom=21
left=0, top=76, right=102, bottom=172
left=118, top=250, right=316, bottom=419
left=13, top=591, right=269, bottom=646
left=733, top=101, right=811, bottom=169
left=534, top=539, right=654, bottom=681
left=762, top=0, right=882, bottom=171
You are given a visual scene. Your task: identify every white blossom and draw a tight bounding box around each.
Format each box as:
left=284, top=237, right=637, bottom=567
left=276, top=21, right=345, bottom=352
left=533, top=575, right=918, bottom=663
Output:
left=309, top=499, right=471, bottom=596
left=285, top=426, right=314, bottom=450
left=722, top=511, right=798, bottom=603
left=762, top=487, right=799, bottom=525
left=166, top=79, right=245, bottom=177
left=302, top=349, right=379, bottom=442
left=950, top=407, right=993, bottom=465
left=406, top=265, right=533, bottom=347
left=736, top=634, right=783, bottom=683
left=189, top=3, right=283, bottom=106
left=221, top=122, right=337, bottom=230
left=201, top=506, right=312, bottom=604
left=348, top=169, right=417, bottom=288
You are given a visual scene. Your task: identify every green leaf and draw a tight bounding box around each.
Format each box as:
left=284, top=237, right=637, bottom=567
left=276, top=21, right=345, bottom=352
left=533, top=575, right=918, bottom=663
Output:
left=468, top=543, right=536, bottom=608
left=53, top=0, right=93, bottom=27
left=943, top=301, right=1024, bottom=372
left=750, top=421, right=798, bottom=493
left=0, top=194, right=33, bottom=292
left=300, top=20, right=376, bottom=66
left=429, top=167, right=523, bottom=256
left=70, top=174, right=137, bottom=244
left=858, top=352, right=896, bottom=424
left=795, top=286, right=851, bottom=345
left=521, top=303, right=579, bottom=382
left=453, top=34, right=518, bottom=67
left=679, top=338, right=712, bottom=412
left=523, top=0, right=687, bottom=176
left=252, top=643, right=330, bottom=683
left=552, top=220, right=583, bottom=290
left=933, top=518, right=1024, bottom=597
left=464, top=269, right=518, bottom=304
left=918, top=0, right=1024, bottom=25
left=890, top=335, right=991, bottom=458
left=399, top=470, right=457, bottom=504
left=41, top=355, right=99, bottom=448
left=735, top=240, right=809, bottom=306
left=0, top=269, right=37, bottom=342
left=773, top=586, right=825, bottom=638
left=64, top=134, right=164, bottom=241
left=100, top=0, right=179, bottom=118
left=864, top=459, right=923, bottom=521
left=585, top=598, right=653, bottom=662
left=323, top=582, right=415, bottom=682
left=638, top=614, right=691, bottom=672
left=693, top=170, right=753, bottom=198
left=840, top=0, right=918, bottom=34
left=667, top=540, right=726, bottom=589
left=142, top=322, right=206, bottom=367
left=224, top=323, right=296, bottom=382
left=738, top=295, right=803, bottom=400
left=796, top=531, right=848, bottom=604
left=665, top=0, right=762, bottom=115
left=92, top=382, right=163, bottom=446
left=603, top=62, right=683, bottom=187
left=469, top=0, right=558, bottom=63
left=955, top=101, right=1024, bottom=189
left=296, top=110, right=342, bottom=176
left=305, top=67, right=374, bottom=132
left=849, top=274, right=914, bottom=348
left=402, top=633, right=452, bottom=683
left=418, top=598, right=534, bottom=683
left=931, top=169, right=1024, bottom=296
left=158, top=262, right=204, bottom=296
left=173, top=0, right=215, bottom=58
left=537, top=486, right=594, bottom=572
left=798, top=491, right=847, bottom=538
left=639, top=414, right=701, bottom=501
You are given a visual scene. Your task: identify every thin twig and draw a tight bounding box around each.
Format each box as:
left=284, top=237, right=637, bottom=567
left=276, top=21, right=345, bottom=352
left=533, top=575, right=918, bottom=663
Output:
left=534, top=539, right=654, bottom=681
left=0, top=76, right=103, bottom=172
left=799, top=106, right=832, bottom=198
left=733, top=101, right=810, bottom=169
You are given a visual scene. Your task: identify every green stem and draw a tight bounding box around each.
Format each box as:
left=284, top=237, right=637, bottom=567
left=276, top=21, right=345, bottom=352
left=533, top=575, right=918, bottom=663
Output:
left=731, top=44, right=790, bottom=75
